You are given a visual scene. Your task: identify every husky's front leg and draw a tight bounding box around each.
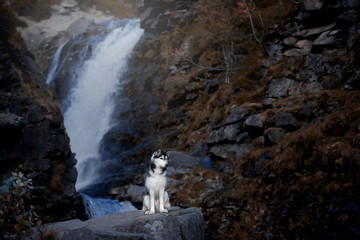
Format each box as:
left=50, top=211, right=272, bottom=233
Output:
left=159, top=188, right=168, bottom=213
left=148, top=189, right=155, bottom=214
left=142, top=195, right=150, bottom=214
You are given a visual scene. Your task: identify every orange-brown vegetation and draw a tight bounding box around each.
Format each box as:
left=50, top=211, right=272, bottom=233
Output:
left=83, top=0, right=140, bottom=18
left=49, top=160, right=66, bottom=192
left=158, top=0, right=291, bottom=151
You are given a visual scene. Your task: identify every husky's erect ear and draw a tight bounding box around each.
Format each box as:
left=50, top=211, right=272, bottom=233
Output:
left=155, top=149, right=162, bottom=157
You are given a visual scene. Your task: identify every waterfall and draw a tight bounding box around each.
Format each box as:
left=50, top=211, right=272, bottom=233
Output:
left=81, top=193, right=137, bottom=218
left=46, top=40, right=68, bottom=85
left=46, top=19, right=144, bottom=216
left=62, top=19, right=143, bottom=191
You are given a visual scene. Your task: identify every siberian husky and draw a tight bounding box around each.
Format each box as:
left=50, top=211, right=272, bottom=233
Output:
left=142, top=149, right=171, bottom=214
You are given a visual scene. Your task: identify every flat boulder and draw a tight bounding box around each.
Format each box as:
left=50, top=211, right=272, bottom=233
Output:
left=41, top=208, right=204, bottom=240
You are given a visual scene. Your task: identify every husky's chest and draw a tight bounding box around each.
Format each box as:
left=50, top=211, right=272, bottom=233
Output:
left=145, top=174, right=167, bottom=191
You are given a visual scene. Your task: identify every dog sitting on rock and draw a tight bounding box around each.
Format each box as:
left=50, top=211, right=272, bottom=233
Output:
left=142, top=149, right=171, bottom=214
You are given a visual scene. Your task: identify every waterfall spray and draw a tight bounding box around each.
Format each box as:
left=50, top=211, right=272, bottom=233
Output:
left=46, top=40, right=68, bottom=85
left=62, top=19, right=143, bottom=191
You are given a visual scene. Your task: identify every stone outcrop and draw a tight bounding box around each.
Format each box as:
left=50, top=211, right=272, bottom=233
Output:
left=138, top=0, right=196, bottom=34
left=40, top=208, right=204, bottom=240
left=0, top=6, right=85, bottom=223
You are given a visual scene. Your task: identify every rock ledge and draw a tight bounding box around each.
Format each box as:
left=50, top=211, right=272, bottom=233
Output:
left=41, top=207, right=204, bottom=240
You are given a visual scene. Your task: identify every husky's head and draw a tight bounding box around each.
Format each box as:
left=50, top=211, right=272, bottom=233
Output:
left=150, top=149, right=169, bottom=174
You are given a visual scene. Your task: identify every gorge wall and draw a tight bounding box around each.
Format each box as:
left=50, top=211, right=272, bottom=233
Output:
left=0, top=5, right=85, bottom=228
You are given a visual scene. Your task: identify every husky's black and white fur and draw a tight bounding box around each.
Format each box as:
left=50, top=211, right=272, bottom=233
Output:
left=142, top=149, right=171, bottom=214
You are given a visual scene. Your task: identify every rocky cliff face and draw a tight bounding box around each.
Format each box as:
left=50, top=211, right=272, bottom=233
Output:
left=114, top=0, right=360, bottom=239
left=0, top=6, right=85, bottom=226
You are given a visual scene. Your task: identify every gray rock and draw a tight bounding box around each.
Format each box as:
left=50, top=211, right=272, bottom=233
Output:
left=313, top=31, right=335, bottom=46
left=169, top=151, right=202, bottom=167
left=207, top=123, right=242, bottom=144
left=283, top=39, right=313, bottom=56
left=267, top=78, right=300, bottom=98
left=209, top=144, right=249, bottom=159
left=167, top=166, right=192, bottom=176
left=296, top=69, right=318, bottom=82
left=127, top=185, right=147, bottom=203
left=244, top=114, right=264, bottom=129
left=167, top=166, right=193, bottom=194
left=225, top=107, right=249, bottom=124
left=265, top=43, right=283, bottom=57
left=307, top=81, right=322, bottom=92
left=236, top=132, right=250, bottom=143
left=286, top=49, right=304, bottom=57
left=295, top=39, right=313, bottom=49
left=283, top=36, right=297, bottom=46
left=339, top=9, right=359, bottom=23
left=262, top=58, right=275, bottom=68
left=264, top=128, right=284, bottom=145
left=275, top=112, right=299, bottom=129
left=283, top=48, right=305, bottom=56
left=294, top=22, right=336, bottom=38
left=263, top=98, right=277, bottom=107
left=41, top=208, right=205, bottom=240
left=303, top=0, right=324, bottom=10
left=341, top=0, right=359, bottom=7
left=262, top=55, right=282, bottom=68
left=304, top=53, right=332, bottom=74
left=267, top=78, right=288, bottom=97
left=288, top=80, right=301, bottom=96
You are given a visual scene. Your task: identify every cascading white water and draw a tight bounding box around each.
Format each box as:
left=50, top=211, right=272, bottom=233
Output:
left=81, top=193, right=137, bottom=218
left=46, top=40, right=68, bottom=85
left=62, top=19, right=143, bottom=191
